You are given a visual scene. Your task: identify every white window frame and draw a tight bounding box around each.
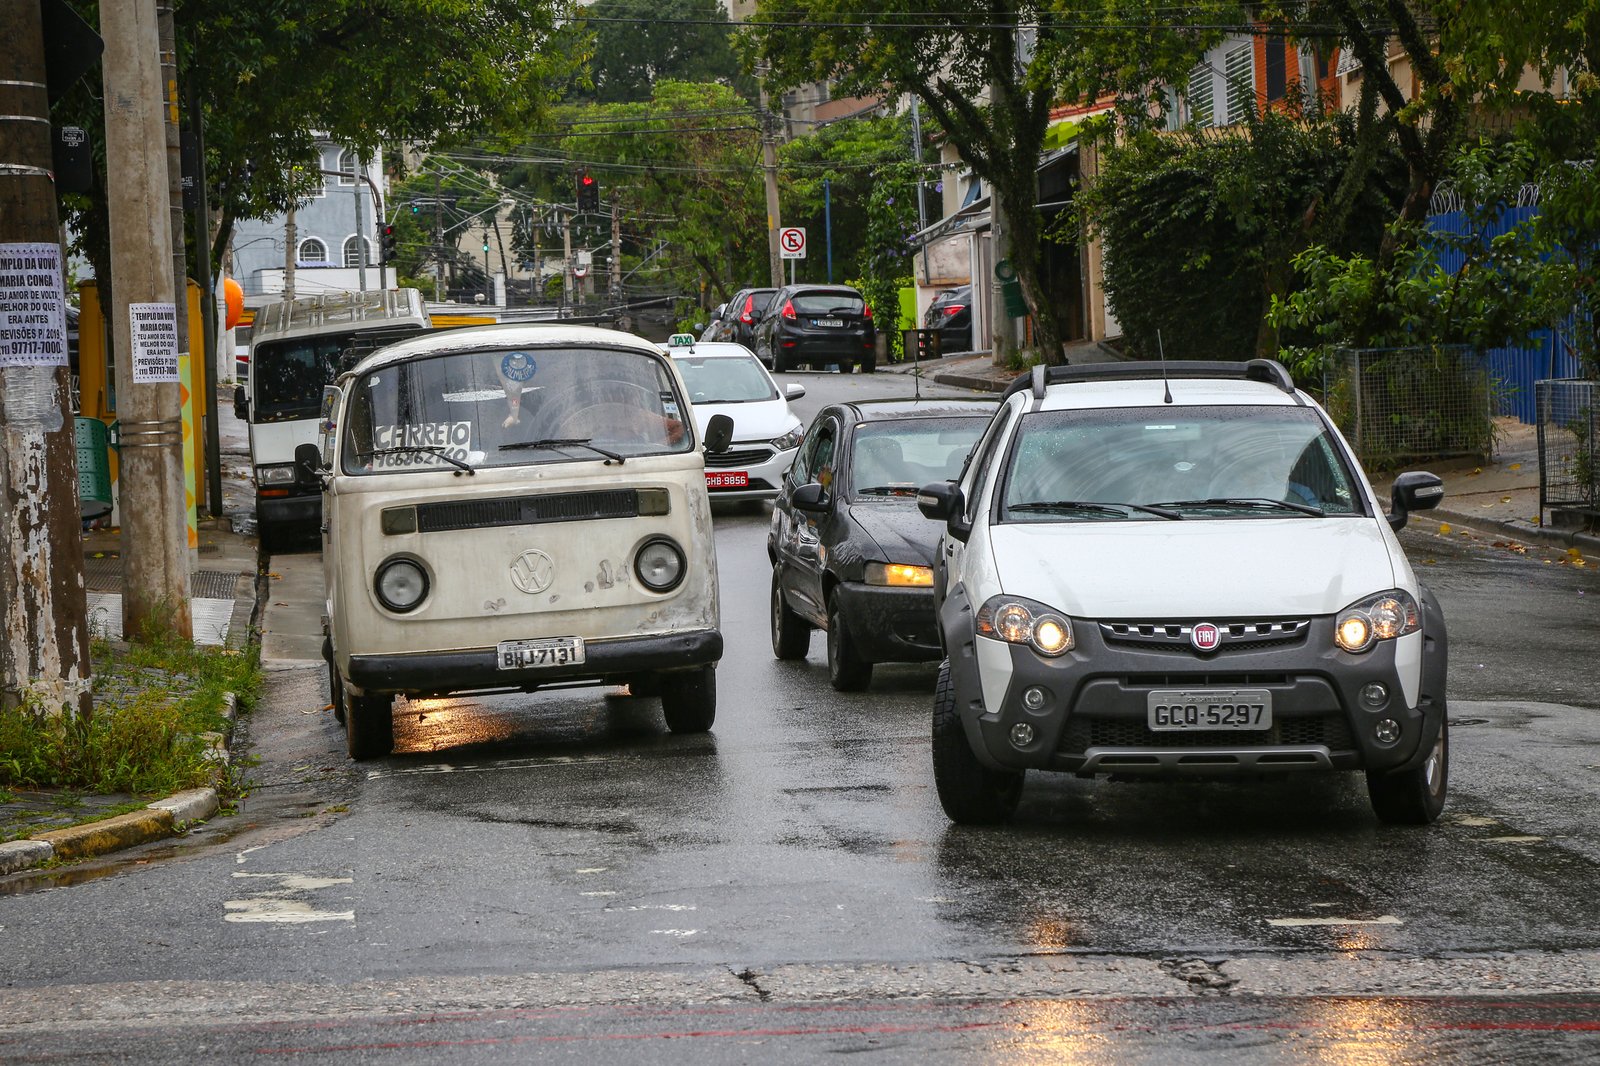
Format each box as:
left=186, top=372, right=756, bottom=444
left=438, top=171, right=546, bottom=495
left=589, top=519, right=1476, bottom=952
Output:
left=342, top=235, right=371, bottom=268
left=297, top=237, right=328, bottom=264
left=337, top=148, right=358, bottom=186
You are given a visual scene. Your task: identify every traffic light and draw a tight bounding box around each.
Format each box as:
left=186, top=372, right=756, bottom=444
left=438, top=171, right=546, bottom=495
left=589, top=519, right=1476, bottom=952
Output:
left=380, top=223, right=396, bottom=261
left=577, top=172, right=599, bottom=211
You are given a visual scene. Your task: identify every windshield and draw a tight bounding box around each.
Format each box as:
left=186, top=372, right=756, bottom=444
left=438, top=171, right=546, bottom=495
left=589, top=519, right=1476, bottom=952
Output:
left=674, top=354, right=778, bottom=403
left=1000, top=405, right=1362, bottom=521
left=849, top=417, right=987, bottom=499
left=339, top=346, right=691, bottom=474
left=252, top=335, right=356, bottom=422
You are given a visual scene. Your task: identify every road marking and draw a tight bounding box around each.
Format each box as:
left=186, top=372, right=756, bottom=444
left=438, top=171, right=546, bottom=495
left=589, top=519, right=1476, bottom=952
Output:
left=236, top=845, right=269, bottom=864
left=1484, top=835, right=1545, bottom=844
left=580, top=891, right=617, bottom=897
left=365, top=754, right=618, bottom=779
left=576, top=867, right=609, bottom=874
left=1266, top=915, right=1404, bottom=928
left=610, top=904, right=697, bottom=912
left=651, top=929, right=699, bottom=937
left=1452, top=815, right=1500, bottom=827
left=225, top=871, right=355, bottom=924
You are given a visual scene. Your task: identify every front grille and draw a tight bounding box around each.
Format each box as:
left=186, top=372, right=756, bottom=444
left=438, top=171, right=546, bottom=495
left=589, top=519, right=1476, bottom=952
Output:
left=1100, top=619, right=1310, bottom=653
left=706, top=446, right=774, bottom=469
left=417, top=489, right=642, bottom=532
left=1059, top=713, right=1355, bottom=754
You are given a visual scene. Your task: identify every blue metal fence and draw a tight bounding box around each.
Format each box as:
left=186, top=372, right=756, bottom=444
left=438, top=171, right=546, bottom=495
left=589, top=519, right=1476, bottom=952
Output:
left=1428, top=206, right=1586, bottom=424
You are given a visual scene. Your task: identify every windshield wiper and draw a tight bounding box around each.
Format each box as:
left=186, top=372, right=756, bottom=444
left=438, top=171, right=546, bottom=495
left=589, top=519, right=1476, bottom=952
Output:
left=354, top=446, right=475, bottom=475
left=499, top=437, right=626, bottom=464
left=1153, top=497, right=1324, bottom=517
left=1009, top=500, right=1182, bottom=520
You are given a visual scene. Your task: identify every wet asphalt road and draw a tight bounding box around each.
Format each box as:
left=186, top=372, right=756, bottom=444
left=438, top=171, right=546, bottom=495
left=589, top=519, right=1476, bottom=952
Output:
left=3, top=369, right=1600, bottom=1062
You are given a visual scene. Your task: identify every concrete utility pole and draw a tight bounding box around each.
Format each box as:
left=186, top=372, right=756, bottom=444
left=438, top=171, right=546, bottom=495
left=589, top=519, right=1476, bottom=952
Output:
left=756, top=61, right=784, bottom=289
left=101, top=0, right=193, bottom=641
left=562, top=211, right=573, bottom=310
left=283, top=205, right=296, bottom=300
left=156, top=1, right=193, bottom=531
left=0, top=0, right=94, bottom=716
left=352, top=152, right=367, bottom=291
left=610, top=200, right=624, bottom=329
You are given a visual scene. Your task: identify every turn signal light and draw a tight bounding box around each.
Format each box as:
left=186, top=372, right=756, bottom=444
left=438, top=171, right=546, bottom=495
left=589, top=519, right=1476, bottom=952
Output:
left=865, top=562, right=933, bottom=587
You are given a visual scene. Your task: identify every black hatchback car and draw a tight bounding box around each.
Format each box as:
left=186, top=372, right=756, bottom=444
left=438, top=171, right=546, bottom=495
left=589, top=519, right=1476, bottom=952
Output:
left=924, top=284, right=973, bottom=353
left=754, top=284, right=877, bottom=374
left=721, top=287, right=777, bottom=351
left=768, top=398, right=997, bottom=690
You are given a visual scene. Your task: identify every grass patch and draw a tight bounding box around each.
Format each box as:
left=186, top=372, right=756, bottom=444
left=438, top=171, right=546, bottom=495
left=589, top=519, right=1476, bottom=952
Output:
left=0, top=631, right=260, bottom=798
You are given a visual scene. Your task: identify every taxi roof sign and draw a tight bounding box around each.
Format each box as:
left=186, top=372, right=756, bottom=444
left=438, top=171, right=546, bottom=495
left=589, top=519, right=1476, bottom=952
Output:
left=667, top=333, right=696, bottom=347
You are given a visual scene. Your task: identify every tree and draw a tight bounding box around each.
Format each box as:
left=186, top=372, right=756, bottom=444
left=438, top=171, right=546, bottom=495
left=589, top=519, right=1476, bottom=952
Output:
left=578, top=0, right=747, bottom=103
left=751, top=0, right=1073, bottom=362
left=55, top=0, right=579, bottom=291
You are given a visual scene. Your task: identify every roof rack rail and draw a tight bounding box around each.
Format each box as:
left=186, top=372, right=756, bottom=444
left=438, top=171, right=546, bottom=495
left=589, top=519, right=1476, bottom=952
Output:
left=999, top=358, right=1296, bottom=401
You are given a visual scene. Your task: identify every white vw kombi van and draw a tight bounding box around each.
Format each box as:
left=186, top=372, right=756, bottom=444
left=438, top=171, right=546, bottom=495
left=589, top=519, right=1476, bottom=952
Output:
left=305, top=324, right=733, bottom=759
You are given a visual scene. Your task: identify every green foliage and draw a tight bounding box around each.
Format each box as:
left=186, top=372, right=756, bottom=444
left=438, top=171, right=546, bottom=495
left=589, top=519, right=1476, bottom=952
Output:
left=1078, top=112, right=1404, bottom=360
left=0, top=636, right=259, bottom=797
left=576, top=0, right=746, bottom=103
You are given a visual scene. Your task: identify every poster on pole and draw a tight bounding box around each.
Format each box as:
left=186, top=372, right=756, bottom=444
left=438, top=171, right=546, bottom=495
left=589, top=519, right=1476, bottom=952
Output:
left=0, top=242, right=70, bottom=368
left=130, top=302, right=180, bottom=383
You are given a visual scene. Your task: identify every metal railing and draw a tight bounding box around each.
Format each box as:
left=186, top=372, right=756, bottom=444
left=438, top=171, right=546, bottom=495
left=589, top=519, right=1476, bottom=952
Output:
left=1323, top=347, right=1497, bottom=468
left=1536, top=378, right=1600, bottom=524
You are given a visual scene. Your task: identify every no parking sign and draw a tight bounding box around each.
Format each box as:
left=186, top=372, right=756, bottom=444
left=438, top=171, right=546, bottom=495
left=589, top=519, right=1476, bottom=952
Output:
left=779, top=227, right=807, bottom=260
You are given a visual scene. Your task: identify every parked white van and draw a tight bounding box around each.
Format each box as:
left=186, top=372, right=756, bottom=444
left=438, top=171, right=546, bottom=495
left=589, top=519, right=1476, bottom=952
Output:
left=234, top=288, right=430, bottom=549
left=302, top=323, right=733, bottom=759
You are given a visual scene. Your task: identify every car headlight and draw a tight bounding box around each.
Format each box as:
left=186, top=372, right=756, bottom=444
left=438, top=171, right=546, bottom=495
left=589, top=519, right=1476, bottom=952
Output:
left=865, top=562, right=933, bottom=587
left=374, top=557, right=429, bottom=613
left=771, top=425, right=804, bottom=452
left=634, top=537, right=686, bottom=592
left=975, top=595, right=1073, bottom=656
left=256, top=464, right=297, bottom=485
left=1334, top=590, right=1420, bottom=653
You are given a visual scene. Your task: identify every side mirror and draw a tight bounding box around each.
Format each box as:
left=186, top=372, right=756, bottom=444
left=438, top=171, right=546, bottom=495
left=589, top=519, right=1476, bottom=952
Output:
left=917, top=481, right=971, bottom=542
left=703, top=412, right=734, bottom=455
left=233, top=384, right=248, bottom=421
left=785, top=383, right=806, bottom=400
left=791, top=481, right=831, bottom=514
left=294, top=442, right=325, bottom=483
left=1388, top=471, right=1444, bottom=531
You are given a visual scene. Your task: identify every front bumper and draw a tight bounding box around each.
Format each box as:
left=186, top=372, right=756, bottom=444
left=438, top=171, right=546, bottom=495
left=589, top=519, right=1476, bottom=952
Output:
left=703, top=444, right=798, bottom=501
left=946, top=614, right=1442, bottom=778
left=257, top=489, right=321, bottom=527
left=832, top=581, right=942, bottom=663
left=346, top=628, right=723, bottom=697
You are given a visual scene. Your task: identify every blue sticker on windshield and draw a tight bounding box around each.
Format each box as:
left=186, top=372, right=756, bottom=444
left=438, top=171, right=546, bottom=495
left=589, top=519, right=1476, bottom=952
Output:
left=501, top=352, right=537, bottom=381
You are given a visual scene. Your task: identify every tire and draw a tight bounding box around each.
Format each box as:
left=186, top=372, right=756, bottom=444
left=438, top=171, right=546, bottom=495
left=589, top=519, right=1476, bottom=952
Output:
left=771, top=570, right=811, bottom=660
left=931, top=659, right=1022, bottom=824
left=327, top=657, right=346, bottom=725
left=661, top=665, right=716, bottom=733
left=826, top=593, right=872, bottom=692
left=1366, top=716, right=1448, bottom=825
left=345, top=691, right=394, bottom=760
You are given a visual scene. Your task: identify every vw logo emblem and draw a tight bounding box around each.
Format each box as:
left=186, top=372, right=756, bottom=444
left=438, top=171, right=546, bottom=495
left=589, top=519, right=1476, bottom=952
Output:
left=1190, top=622, right=1221, bottom=652
left=510, top=549, right=555, bottom=595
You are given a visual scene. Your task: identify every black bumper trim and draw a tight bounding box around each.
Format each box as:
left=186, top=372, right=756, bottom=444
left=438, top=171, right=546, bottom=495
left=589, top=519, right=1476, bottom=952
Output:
left=347, top=628, right=723, bottom=695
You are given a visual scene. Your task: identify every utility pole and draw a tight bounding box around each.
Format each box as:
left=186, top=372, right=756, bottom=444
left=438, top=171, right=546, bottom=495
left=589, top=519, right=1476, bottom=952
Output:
left=0, top=0, right=93, bottom=716
left=610, top=199, right=624, bottom=330
left=756, top=61, right=783, bottom=289
left=351, top=152, right=367, bottom=291
left=562, top=210, right=573, bottom=311
left=433, top=174, right=444, bottom=301
left=283, top=205, right=296, bottom=300
left=156, top=2, right=194, bottom=539
left=184, top=60, right=221, bottom=515
left=101, top=0, right=193, bottom=641
left=910, top=97, right=931, bottom=288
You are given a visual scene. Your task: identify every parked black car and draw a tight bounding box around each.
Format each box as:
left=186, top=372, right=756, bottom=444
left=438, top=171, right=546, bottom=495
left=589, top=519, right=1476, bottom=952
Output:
left=924, top=284, right=972, bottom=354
left=721, top=287, right=777, bottom=351
left=768, top=398, right=997, bottom=690
left=754, top=284, right=877, bottom=374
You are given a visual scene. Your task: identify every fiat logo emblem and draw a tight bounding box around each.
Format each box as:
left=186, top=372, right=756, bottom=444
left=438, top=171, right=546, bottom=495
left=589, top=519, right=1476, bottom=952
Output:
left=1190, top=622, right=1221, bottom=652
left=510, top=549, right=555, bottom=595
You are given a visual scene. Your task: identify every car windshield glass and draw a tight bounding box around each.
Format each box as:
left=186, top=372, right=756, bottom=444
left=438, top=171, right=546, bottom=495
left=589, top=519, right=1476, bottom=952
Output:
left=750, top=291, right=775, bottom=312
left=340, top=346, right=690, bottom=475
left=791, top=292, right=864, bottom=315
left=1001, top=405, right=1361, bottom=521
left=849, top=417, right=988, bottom=499
left=674, top=354, right=778, bottom=403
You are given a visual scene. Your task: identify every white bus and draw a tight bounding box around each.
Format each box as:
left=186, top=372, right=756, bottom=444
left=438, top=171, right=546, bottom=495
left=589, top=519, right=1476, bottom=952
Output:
left=233, top=289, right=430, bottom=548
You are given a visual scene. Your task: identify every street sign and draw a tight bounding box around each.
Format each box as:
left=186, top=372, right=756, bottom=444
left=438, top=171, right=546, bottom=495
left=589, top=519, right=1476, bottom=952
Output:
left=779, top=227, right=807, bottom=260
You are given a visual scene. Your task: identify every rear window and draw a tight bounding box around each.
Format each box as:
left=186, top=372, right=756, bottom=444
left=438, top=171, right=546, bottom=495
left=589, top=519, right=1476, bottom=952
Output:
left=849, top=417, right=987, bottom=499
left=791, top=292, right=864, bottom=315
left=750, top=291, right=775, bottom=311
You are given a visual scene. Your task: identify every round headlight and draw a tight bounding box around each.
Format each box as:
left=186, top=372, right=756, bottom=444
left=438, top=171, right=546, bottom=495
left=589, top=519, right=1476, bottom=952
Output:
left=1032, top=616, right=1072, bottom=656
left=1336, top=614, right=1371, bottom=652
left=375, top=558, right=429, bottom=612
left=1334, top=590, right=1420, bottom=652
left=993, top=603, right=1033, bottom=644
left=635, top=537, right=685, bottom=592
left=975, top=596, right=1075, bottom=656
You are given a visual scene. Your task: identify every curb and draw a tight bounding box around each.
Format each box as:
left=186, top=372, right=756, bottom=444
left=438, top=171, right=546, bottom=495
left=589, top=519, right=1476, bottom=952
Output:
left=1421, top=508, right=1600, bottom=555
left=0, top=694, right=236, bottom=877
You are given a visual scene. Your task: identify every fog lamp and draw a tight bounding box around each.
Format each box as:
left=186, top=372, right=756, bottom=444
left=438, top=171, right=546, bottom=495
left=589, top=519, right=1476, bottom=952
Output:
left=1021, top=686, right=1048, bottom=711
left=1374, top=718, right=1401, bottom=744
left=1360, top=682, right=1389, bottom=709
left=1009, top=722, right=1035, bottom=747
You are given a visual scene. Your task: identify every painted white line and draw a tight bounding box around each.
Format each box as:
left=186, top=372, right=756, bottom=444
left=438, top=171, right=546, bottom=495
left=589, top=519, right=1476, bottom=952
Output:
left=235, top=845, right=269, bottom=865
left=1484, top=835, right=1544, bottom=844
left=225, top=872, right=355, bottom=924
left=610, top=904, right=697, bottom=912
left=651, top=929, right=699, bottom=937
left=575, top=867, right=609, bottom=874
left=580, top=891, right=618, bottom=897
left=1267, top=915, right=1404, bottom=928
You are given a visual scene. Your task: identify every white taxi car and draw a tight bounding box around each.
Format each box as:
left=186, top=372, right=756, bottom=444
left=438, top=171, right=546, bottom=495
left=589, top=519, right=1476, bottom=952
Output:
left=664, top=335, right=805, bottom=502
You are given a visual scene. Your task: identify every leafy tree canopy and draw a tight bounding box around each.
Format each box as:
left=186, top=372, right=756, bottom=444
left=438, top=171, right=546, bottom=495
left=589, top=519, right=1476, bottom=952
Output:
left=576, top=0, right=748, bottom=103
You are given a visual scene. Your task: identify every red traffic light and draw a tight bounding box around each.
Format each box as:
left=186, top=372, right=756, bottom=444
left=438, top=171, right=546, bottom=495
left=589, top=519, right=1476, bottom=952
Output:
left=581, top=174, right=594, bottom=186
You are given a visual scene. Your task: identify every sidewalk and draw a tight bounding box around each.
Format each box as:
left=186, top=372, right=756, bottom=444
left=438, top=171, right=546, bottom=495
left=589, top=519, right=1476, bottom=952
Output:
left=0, top=387, right=262, bottom=877
left=904, top=351, right=1600, bottom=555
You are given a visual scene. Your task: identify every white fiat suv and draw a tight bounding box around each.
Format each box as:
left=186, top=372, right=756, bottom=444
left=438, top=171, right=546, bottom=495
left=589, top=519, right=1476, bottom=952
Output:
left=917, top=360, right=1449, bottom=825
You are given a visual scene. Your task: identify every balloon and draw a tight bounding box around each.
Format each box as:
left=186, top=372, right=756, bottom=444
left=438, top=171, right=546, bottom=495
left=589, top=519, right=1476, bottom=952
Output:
left=223, top=277, right=243, bottom=330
